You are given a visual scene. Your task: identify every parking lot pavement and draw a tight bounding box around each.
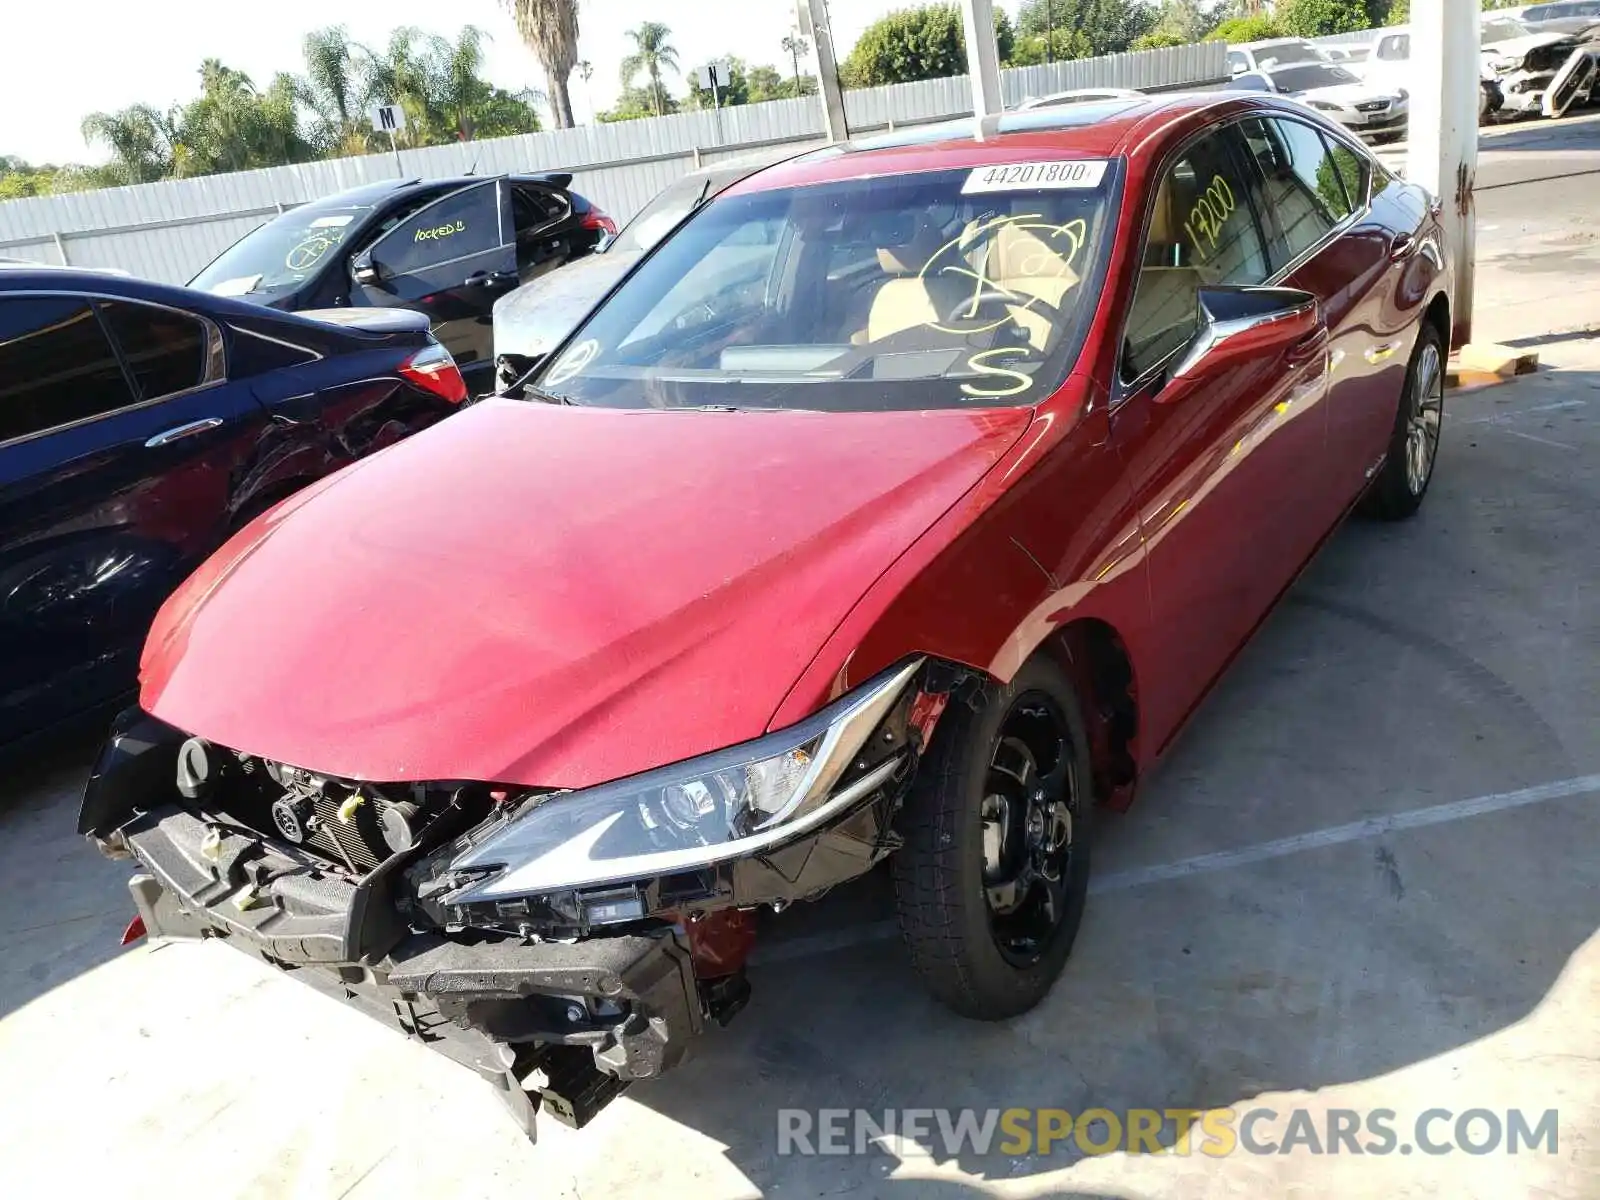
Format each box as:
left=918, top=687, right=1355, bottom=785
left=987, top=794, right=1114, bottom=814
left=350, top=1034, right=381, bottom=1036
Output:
left=4, top=345, right=1600, bottom=1199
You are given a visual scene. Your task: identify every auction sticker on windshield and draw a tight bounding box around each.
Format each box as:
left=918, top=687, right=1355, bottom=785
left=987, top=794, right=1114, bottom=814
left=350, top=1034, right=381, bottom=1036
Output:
left=962, top=160, right=1108, bottom=194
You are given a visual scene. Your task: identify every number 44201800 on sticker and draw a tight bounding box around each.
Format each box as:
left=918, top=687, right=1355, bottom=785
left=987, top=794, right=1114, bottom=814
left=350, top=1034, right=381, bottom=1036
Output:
left=962, top=160, right=1109, bottom=195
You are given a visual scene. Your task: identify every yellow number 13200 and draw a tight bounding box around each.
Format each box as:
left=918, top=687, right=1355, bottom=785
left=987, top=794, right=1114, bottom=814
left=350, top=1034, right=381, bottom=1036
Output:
left=1183, top=175, right=1236, bottom=256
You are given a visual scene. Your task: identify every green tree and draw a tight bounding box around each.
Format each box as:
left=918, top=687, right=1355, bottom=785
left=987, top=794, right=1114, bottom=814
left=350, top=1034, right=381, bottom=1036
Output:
left=597, top=85, right=678, bottom=122
left=1008, top=29, right=1096, bottom=64
left=1017, top=0, right=1157, bottom=56
left=298, top=26, right=376, bottom=156
left=80, top=104, right=177, bottom=184
left=0, top=156, right=106, bottom=199
left=169, top=60, right=313, bottom=175
left=1276, top=0, right=1370, bottom=36
left=1145, top=0, right=1218, bottom=43
left=1205, top=14, right=1288, bottom=40
left=842, top=5, right=1015, bottom=87
left=503, top=0, right=580, bottom=128
left=621, top=22, right=680, bottom=116
left=1131, top=30, right=1189, bottom=48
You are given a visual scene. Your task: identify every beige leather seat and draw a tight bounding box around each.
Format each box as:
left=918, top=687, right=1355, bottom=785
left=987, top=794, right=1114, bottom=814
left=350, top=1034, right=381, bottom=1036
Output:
left=859, top=221, right=968, bottom=344
left=1125, top=184, right=1203, bottom=369
left=984, top=221, right=1084, bottom=351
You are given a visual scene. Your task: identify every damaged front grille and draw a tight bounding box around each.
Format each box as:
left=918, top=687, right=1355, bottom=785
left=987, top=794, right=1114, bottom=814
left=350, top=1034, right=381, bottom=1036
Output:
left=172, top=736, right=492, bottom=878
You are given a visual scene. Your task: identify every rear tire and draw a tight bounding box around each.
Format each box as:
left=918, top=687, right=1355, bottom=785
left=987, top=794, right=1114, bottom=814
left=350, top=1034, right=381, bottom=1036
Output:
left=891, top=657, right=1092, bottom=1020
left=1362, top=321, right=1444, bottom=521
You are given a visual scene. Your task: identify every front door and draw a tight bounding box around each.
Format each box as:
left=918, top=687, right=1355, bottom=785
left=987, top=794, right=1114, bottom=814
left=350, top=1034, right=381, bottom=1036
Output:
left=352, top=179, right=517, bottom=378
left=0, top=294, right=267, bottom=742
left=1109, top=120, right=1333, bottom=753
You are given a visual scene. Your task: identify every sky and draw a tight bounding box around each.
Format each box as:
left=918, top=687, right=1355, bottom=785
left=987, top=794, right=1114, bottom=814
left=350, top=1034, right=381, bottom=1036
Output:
left=1, top=0, right=1024, bottom=166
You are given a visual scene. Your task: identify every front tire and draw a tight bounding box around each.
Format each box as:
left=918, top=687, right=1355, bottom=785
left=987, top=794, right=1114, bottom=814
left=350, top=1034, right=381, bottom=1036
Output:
left=891, top=657, right=1092, bottom=1020
left=1362, top=321, right=1444, bottom=521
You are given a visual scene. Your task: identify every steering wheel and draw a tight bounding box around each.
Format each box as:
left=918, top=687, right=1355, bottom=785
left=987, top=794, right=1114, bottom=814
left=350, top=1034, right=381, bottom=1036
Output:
left=938, top=287, right=1065, bottom=333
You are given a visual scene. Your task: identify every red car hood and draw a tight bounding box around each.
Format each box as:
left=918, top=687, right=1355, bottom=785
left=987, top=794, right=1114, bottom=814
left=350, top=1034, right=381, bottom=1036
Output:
left=141, top=399, right=1029, bottom=789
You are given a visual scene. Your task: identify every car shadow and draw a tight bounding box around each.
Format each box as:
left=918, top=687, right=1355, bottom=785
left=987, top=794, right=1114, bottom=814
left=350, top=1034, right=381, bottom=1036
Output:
left=615, top=374, right=1600, bottom=1190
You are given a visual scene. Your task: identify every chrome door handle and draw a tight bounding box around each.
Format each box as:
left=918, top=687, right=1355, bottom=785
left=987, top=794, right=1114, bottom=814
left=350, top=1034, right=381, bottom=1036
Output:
left=1389, top=233, right=1415, bottom=262
left=145, top=417, right=224, bottom=448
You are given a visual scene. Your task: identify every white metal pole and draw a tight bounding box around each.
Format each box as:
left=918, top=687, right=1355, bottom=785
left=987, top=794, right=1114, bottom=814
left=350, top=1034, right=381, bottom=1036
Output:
left=803, top=0, right=850, bottom=142
left=1407, top=0, right=1478, bottom=347
left=389, top=129, right=403, bottom=177
left=960, top=0, right=1004, bottom=119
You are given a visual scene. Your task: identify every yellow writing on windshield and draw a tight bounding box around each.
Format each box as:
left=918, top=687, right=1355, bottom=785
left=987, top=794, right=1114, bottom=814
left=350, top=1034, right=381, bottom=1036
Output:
left=960, top=349, right=1034, bottom=398
left=284, top=232, right=345, bottom=272
left=919, top=215, right=1087, bottom=336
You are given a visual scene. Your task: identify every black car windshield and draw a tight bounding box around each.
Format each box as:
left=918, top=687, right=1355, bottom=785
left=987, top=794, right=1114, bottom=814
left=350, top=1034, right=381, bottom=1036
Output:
left=535, top=162, right=1118, bottom=411
left=1253, top=43, right=1326, bottom=69
left=190, top=204, right=371, bottom=294
left=1482, top=17, right=1532, bottom=42
left=1267, top=63, right=1360, bottom=91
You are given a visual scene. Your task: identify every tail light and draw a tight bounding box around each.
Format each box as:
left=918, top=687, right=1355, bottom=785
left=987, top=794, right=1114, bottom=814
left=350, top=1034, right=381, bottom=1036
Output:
left=581, top=208, right=618, bottom=236
left=400, top=342, right=468, bottom=404
left=120, top=914, right=146, bottom=945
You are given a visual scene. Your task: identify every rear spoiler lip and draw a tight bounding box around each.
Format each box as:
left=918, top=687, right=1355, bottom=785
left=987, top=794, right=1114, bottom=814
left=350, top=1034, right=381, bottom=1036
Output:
left=292, top=307, right=433, bottom=338
left=519, top=171, right=574, bottom=190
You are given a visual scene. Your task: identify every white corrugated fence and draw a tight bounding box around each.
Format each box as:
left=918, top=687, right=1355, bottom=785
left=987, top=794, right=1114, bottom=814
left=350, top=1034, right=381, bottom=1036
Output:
left=0, top=42, right=1227, bottom=285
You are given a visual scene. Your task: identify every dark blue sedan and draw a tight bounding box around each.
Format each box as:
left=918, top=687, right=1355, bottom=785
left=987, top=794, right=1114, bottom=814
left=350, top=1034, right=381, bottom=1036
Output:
left=0, top=264, right=467, bottom=748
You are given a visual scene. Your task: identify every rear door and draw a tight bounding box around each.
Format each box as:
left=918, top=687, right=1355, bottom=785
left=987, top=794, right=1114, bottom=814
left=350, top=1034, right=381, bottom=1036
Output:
left=351, top=179, right=516, bottom=377
left=0, top=293, right=268, bottom=742
left=1109, top=120, right=1330, bottom=753
left=1242, top=115, right=1404, bottom=518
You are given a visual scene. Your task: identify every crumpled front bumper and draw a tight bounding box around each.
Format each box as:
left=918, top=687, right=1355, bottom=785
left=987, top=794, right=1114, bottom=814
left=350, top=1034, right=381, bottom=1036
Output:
left=116, top=804, right=705, bottom=1137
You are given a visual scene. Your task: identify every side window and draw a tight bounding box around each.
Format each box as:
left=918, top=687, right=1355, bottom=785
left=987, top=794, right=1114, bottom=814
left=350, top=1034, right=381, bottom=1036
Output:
left=1239, top=117, right=1346, bottom=265
left=366, top=184, right=503, bottom=278
left=1325, top=137, right=1371, bottom=214
left=1122, top=126, right=1271, bottom=380
left=96, top=300, right=209, bottom=399
left=0, top=296, right=136, bottom=442
left=1227, top=51, right=1249, bottom=74
left=513, top=186, right=567, bottom=235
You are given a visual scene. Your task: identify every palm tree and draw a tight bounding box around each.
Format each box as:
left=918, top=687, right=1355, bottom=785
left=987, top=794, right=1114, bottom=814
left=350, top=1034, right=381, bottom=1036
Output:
left=299, top=26, right=375, bottom=155
left=80, top=104, right=176, bottom=183
left=503, top=0, right=580, bottom=128
left=781, top=33, right=809, bottom=92
left=621, top=22, right=679, bottom=117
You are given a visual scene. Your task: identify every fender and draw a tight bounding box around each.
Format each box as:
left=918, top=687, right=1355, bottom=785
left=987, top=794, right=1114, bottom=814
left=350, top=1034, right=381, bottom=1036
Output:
left=768, top=373, right=1155, bottom=788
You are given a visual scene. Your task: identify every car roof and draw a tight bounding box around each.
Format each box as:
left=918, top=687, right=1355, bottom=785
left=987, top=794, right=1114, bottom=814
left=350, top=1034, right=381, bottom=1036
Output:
left=1239, top=37, right=1317, bottom=49
left=306, top=171, right=577, bottom=211
left=729, top=92, right=1269, bottom=192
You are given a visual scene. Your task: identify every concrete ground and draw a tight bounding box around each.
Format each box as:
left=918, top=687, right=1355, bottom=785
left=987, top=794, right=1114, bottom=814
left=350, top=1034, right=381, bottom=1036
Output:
left=6, top=127, right=1600, bottom=1200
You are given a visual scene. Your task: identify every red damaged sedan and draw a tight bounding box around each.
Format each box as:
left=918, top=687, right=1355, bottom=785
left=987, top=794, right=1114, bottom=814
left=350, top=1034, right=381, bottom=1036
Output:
left=81, top=93, right=1451, bottom=1136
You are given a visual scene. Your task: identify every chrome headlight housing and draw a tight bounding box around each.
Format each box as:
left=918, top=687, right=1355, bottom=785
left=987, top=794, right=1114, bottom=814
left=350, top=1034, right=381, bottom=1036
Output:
left=440, top=658, right=924, bottom=902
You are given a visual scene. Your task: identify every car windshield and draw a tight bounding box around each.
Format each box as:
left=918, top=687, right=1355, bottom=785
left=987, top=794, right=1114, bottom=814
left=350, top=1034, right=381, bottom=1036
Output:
left=1267, top=63, right=1360, bottom=91
left=608, top=176, right=714, bottom=257
left=190, top=204, right=371, bottom=294
left=1482, top=17, right=1531, bottom=42
left=533, top=163, right=1118, bottom=412
left=1253, top=42, right=1326, bottom=69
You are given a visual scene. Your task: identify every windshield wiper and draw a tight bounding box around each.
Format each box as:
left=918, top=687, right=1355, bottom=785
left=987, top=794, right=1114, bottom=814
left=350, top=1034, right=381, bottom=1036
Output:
left=523, top=384, right=574, bottom=406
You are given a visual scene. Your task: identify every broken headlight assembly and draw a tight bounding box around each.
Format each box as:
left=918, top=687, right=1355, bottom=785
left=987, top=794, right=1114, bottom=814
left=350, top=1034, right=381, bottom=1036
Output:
left=428, top=658, right=925, bottom=915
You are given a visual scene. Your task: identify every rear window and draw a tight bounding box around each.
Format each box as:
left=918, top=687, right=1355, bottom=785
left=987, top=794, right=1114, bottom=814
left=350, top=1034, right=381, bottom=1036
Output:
left=1267, top=63, right=1360, bottom=92
left=535, top=163, right=1119, bottom=412
left=1253, top=42, right=1326, bottom=70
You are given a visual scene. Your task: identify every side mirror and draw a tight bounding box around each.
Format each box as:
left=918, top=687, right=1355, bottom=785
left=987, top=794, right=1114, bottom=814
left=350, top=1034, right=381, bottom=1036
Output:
left=1161, top=285, right=1322, bottom=400
left=353, top=256, right=380, bottom=285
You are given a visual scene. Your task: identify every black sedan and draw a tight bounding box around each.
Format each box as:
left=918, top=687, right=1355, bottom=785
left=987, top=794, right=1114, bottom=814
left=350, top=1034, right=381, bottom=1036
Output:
left=188, top=173, right=615, bottom=389
left=0, top=264, right=467, bottom=748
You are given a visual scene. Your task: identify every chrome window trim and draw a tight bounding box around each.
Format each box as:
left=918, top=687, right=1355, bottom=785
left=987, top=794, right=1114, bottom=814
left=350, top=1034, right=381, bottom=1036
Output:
left=229, top=323, right=325, bottom=363
left=1112, top=109, right=1377, bottom=397
left=0, top=289, right=229, bottom=450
